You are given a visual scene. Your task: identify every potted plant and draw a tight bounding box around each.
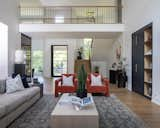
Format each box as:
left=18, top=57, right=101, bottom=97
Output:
left=94, top=66, right=99, bottom=73
left=77, top=64, right=87, bottom=98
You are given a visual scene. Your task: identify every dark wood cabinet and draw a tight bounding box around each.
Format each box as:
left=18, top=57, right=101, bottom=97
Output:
left=132, top=23, right=152, bottom=99
left=109, top=70, right=117, bottom=84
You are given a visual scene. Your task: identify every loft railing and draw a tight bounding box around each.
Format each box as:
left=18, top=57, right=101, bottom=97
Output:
left=19, top=6, right=122, bottom=24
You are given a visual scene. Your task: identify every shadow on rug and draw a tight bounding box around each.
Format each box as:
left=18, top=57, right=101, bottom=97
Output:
left=8, top=94, right=149, bottom=128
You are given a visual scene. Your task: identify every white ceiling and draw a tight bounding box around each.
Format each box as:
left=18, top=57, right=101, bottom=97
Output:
left=24, top=32, right=121, bottom=39
left=20, top=0, right=117, bottom=7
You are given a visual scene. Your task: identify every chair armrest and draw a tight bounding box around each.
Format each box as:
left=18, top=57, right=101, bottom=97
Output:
left=103, top=78, right=109, bottom=86
left=74, top=78, right=78, bottom=89
left=55, top=78, right=62, bottom=87
left=87, top=78, right=91, bottom=88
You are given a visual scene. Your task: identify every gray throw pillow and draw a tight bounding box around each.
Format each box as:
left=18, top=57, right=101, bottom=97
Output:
left=0, top=80, right=6, bottom=93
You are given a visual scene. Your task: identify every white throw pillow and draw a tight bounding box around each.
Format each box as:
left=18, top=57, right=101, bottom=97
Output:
left=91, top=74, right=102, bottom=86
left=62, top=75, right=74, bottom=86
left=14, top=74, right=25, bottom=90
left=6, top=75, right=24, bottom=93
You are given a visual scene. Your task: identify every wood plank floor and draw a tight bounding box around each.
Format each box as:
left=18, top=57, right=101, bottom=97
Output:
left=43, top=78, right=160, bottom=128
left=110, top=85, right=160, bottom=128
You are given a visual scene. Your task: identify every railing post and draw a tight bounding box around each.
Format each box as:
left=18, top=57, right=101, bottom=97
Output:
left=117, top=0, right=122, bottom=23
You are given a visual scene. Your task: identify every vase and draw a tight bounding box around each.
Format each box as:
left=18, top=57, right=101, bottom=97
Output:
left=77, top=89, right=87, bottom=98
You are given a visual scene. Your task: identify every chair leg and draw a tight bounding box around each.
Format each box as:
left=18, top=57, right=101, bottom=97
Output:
left=55, top=91, right=58, bottom=97
left=105, top=92, right=110, bottom=96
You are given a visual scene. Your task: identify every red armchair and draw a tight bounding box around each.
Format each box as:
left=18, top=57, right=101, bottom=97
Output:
left=55, top=74, right=77, bottom=97
left=87, top=73, right=110, bottom=96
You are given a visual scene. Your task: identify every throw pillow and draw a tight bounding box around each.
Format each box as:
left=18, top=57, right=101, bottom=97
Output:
left=12, top=74, right=29, bottom=88
left=62, top=75, right=74, bottom=86
left=14, top=75, right=25, bottom=90
left=0, top=80, right=6, bottom=93
left=91, top=74, right=102, bottom=86
left=21, top=75, right=29, bottom=88
left=6, top=75, right=25, bottom=93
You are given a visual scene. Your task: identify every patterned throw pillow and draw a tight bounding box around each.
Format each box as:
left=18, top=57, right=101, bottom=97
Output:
left=6, top=75, right=25, bottom=93
left=91, top=74, right=102, bottom=86
left=0, top=80, right=6, bottom=93
left=62, top=75, right=74, bottom=86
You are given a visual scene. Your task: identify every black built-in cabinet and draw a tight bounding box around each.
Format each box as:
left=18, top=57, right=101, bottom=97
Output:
left=132, top=23, right=152, bottom=99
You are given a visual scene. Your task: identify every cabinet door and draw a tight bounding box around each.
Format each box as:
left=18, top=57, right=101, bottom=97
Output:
left=132, top=33, right=139, bottom=92
left=132, top=31, right=144, bottom=94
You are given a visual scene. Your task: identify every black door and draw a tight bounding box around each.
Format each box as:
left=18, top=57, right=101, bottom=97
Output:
left=132, top=30, right=144, bottom=95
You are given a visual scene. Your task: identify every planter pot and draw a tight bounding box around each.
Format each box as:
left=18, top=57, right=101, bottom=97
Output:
left=77, top=89, right=87, bottom=98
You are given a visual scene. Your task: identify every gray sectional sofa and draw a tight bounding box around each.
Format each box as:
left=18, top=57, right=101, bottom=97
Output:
left=0, top=85, right=40, bottom=128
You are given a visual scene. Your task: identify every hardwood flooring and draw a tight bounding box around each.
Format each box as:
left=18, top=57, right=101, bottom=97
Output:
left=43, top=78, right=160, bottom=128
left=110, top=85, right=160, bottom=128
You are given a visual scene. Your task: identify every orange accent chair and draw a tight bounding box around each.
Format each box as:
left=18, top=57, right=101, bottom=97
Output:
left=55, top=74, right=77, bottom=97
left=87, top=73, right=110, bottom=96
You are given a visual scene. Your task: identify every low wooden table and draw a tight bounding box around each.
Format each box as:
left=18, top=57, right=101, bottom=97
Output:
left=50, top=93, right=99, bottom=128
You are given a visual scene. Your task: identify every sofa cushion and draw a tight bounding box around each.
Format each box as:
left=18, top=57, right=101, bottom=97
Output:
left=15, top=86, right=40, bottom=100
left=0, top=87, right=40, bottom=116
left=0, top=80, right=6, bottom=93
left=0, top=93, right=27, bottom=116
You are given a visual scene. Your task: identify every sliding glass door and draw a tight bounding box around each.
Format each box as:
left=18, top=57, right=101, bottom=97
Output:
left=51, top=45, right=68, bottom=77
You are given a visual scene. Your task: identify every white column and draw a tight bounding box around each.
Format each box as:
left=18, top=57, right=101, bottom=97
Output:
left=0, top=22, right=8, bottom=79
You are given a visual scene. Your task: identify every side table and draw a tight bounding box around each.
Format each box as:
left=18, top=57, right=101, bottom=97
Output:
left=34, top=83, right=43, bottom=97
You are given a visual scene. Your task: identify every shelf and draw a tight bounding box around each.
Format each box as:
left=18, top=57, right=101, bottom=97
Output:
left=144, top=93, right=151, bottom=98
left=144, top=68, right=152, bottom=70
left=143, top=25, right=152, bottom=99
left=144, top=81, right=152, bottom=84
left=144, top=54, right=152, bottom=56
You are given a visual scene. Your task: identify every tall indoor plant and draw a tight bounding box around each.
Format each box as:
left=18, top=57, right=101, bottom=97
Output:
left=77, top=64, right=87, bottom=98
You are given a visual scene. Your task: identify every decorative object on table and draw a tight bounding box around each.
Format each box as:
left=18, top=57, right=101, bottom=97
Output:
left=111, top=62, right=117, bottom=69
left=87, top=73, right=110, bottom=96
left=94, top=66, right=99, bottom=73
left=116, top=46, right=121, bottom=59
left=15, top=50, right=26, bottom=64
left=77, top=64, right=87, bottom=98
left=55, top=74, right=77, bottom=97
left=77, top=47, right=83, bottom=60
left=59, top=95, right=94, bottom=110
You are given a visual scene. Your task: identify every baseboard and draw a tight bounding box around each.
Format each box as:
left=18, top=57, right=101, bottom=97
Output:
left=152, top=97, right=160, bottom=105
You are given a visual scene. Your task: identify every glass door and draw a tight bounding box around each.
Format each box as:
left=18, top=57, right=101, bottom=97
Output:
left=51, top=45, right=68, bottom=77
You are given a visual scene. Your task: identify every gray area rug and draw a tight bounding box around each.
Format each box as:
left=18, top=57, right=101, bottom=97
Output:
left=8, top=94, right=148, bottom=128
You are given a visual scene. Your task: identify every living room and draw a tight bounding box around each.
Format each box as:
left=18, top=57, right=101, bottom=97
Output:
left=0, top=0, right=160, bottom=128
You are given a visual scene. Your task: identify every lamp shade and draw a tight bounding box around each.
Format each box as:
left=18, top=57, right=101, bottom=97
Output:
left=15, top=50, right=25, bottom=64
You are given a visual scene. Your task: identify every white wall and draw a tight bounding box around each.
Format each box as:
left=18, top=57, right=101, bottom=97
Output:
left=92, top=39, right=114, bottom=77
left=123, top=0, right=160, bottom=105
left=33, top=38, right=114, bottom=78
left=0, top=0, right=20, bottom=75
left=43, top=39, right=77, bottom=78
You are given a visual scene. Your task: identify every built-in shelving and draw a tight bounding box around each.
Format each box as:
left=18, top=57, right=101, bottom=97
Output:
left=144, top=25, right=152, bottom=99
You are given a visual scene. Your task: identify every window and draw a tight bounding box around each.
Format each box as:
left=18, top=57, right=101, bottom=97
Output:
left=51, top=45, right=68, bottom=77
left=83, top=38, right=92, bottom=60
left=55, top=16, right=64, bottom=23
left=0, top=22, right=8, bottom=79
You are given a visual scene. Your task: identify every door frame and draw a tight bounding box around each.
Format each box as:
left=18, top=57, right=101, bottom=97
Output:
left=51, top=45, right=68, bottom=77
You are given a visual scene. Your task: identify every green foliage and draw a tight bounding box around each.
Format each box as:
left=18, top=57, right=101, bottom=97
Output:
left=77, top=64, right=87, bottom=93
